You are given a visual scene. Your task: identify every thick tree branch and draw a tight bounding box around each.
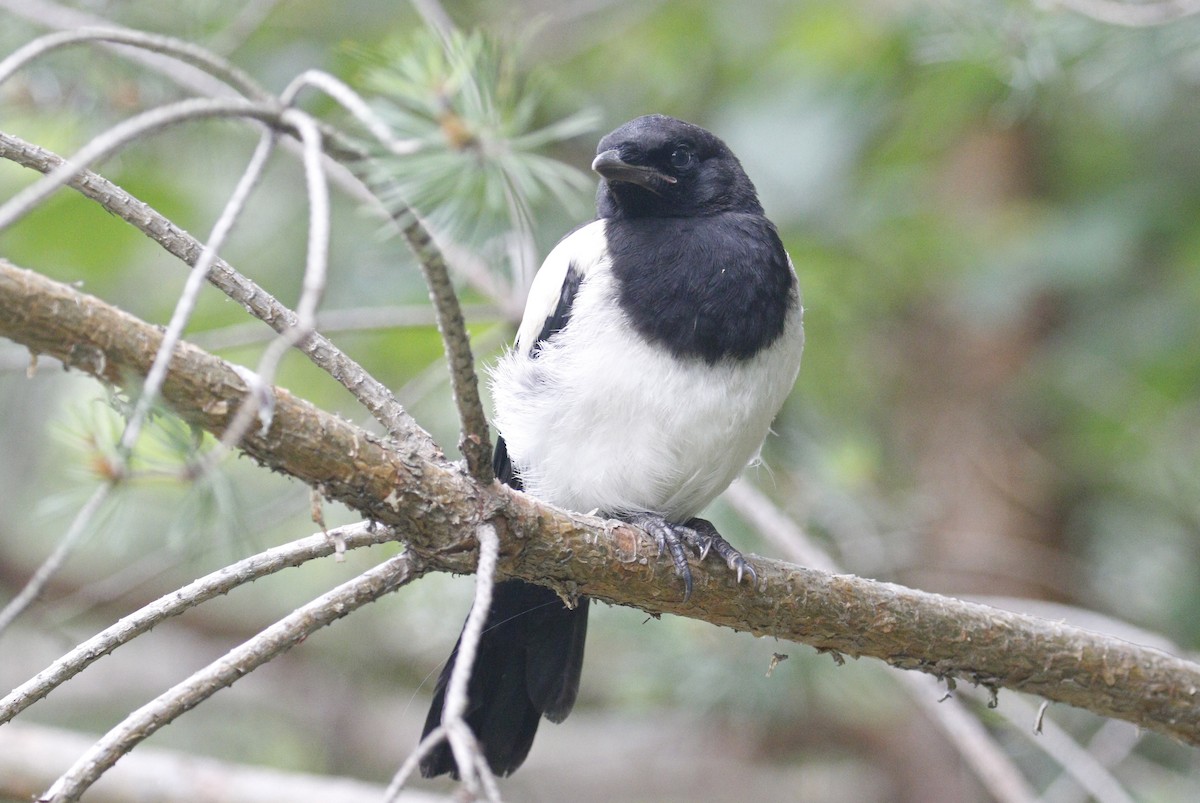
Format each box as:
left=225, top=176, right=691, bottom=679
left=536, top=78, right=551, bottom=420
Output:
left=3, top=258, right=1200, bottom=748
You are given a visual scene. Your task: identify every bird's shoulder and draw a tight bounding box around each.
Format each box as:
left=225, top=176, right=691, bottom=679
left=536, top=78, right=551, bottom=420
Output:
left=514, top=219, right=610, bottom=356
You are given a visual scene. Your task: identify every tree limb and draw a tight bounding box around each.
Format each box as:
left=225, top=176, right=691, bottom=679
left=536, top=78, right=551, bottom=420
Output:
left=0, top=722, right=446, bottom=803
left=42, top=553, right=419, bottom=803
left=0, top=130, right=435, bottom=450
left=3, top=257, right=1200, bottom=748
left=0, top=522, right=395, bottom=723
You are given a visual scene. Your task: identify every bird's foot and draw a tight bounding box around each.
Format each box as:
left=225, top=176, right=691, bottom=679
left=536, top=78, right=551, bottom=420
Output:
left=624, top=513, right=757, bottom=602
left=684, top=517, right=759, bottom=588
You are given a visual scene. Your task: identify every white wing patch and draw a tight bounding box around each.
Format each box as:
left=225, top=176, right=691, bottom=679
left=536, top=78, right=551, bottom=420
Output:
left=514, top=220, right=610, bottom=355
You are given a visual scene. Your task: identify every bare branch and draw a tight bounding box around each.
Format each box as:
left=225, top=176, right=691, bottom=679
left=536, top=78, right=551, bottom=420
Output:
left=40, top=552, right=418, bottom=802
left=0, top=131, right=435, bottom=449
left=118, top=130, right=278, bottom=458
left=896, top=673, right=1038, bottom=803
left=1041, top=718, right=1142, bottom=801
left=4, top=260, right=1200, bottom=748
left=0, top=97, right=295, bottom=232
left=441, top=522, right=502, bottom=799
left=0, top=26, right=269, bottom=100
left=207, top=0, right=285, bottom=56
left=190, top=303, right=502, bottom=351
left=384, top=727, right=445, bottom=801
left=0, top=0, right=249, bottom=98
left=0, top=722, right=438, bottom=803
left=202, top=110, right=330, bottom=459
left=388, top=197, right=495, bottom=483
left=726, top=479, right=839, bottom=573
left=410, top=0, right=458, bottom=42
left=0, top=521, right=394, bottom=724
left=390, top=523, right=503, bottom=801
left=279, top=69, right=420, bottom=156
left=727, top=480, right=1037, bottom=803
left=1, top=24, right=495, bottom=480
left=0, top=0, right=405, bottom=214
left=0, top=483, right=112, bottom=637
left=968, top=690, right=1135, bottom=803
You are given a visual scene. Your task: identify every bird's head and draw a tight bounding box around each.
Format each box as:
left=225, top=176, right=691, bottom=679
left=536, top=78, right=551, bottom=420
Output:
left=592, top=114, right=762, bottom=220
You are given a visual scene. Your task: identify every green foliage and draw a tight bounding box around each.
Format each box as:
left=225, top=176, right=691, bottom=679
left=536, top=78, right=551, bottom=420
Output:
left=353, top=28, right=598, bottom=283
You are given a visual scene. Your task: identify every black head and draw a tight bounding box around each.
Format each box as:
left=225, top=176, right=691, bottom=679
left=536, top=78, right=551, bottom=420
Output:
left=592, top=114, right=763, bottom=219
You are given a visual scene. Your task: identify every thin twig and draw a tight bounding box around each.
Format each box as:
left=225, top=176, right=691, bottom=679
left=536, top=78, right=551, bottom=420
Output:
left=2, top=721, right=392, bottom=803
left=965, top=689, right=1135, bottom=803
left=0, top=521, right=394, bottom=724
left=387, top=195, right=494, bottom=483
left=207, top=0, right=285, bottom=55
left=410, top=0, right=458, bottom=42
left=0, top=26, right=270, bottom=100
left=387, top=524, right=505, bottom=800
left=383, top=725, right=452, bottom=801
left=0, top=132, right=434, bottom=448
left=1039, top=719, right=1142, bottom=803
left=190, top=303, right=501, bottom=351
left=0, top=0, right=247, bottom=99
left=0, top=483, right=112, bottom=638
left=896, top=673, right=1039, bottom=803
left=440, top=522, right=502, bottom=799
left=118, top=130, right=278, bottom=457
left=0, top=1, right=396, bottom=213
left=725, top=479, right=839, bottom=572
left=41, top=551, right=418, bottom=803
left=278, top=69, right=420, bottom=156
left=204, top=110, right=330, bottom=458
left=0, top=97, right=291, bottom=232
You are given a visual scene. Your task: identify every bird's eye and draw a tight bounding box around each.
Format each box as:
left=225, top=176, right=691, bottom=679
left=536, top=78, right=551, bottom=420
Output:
left=669, top=147, right=695, bottom=170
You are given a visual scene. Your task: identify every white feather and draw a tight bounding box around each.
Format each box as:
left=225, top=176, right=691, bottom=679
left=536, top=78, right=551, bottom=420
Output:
left=514, top=220, right=608, bottom=355
left=492, top=220, right=804, bottom=521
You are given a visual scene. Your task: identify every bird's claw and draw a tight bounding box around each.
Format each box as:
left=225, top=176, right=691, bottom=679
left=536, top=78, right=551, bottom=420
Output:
left=624, top=514, right=756, bottom=602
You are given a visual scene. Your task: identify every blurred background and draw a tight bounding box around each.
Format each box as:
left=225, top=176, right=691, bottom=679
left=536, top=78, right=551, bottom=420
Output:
left=2, top=1, right=1200, bottom=800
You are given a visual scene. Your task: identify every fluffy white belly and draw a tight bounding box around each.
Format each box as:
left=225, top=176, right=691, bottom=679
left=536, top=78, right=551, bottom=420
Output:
left=491, top=270, right=803, bottom=521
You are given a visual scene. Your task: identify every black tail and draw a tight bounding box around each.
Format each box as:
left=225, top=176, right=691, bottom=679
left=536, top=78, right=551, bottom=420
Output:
left=418, top=437, right=590, bottom=778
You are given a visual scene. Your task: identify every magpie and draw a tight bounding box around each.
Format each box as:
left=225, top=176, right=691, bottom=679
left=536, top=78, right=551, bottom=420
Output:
left=418, top=114, right=804, bottom=778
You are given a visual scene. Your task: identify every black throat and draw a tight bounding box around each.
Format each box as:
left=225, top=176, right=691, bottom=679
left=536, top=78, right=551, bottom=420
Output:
left=605, top=212, right=795, bottom=364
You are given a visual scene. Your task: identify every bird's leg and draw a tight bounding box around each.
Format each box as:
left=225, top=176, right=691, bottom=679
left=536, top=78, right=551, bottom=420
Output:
left=623, top=513, right=757, bottom=602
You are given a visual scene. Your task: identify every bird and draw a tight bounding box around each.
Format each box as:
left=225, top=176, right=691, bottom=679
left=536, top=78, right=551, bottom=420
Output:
left=418, top=113, right=804, bottom=779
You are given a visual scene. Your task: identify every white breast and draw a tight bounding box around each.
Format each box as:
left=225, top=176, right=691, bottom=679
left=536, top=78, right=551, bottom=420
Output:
left=491, top=220, right=803, bottom=521
left=492, top=217, right=801, bottom=520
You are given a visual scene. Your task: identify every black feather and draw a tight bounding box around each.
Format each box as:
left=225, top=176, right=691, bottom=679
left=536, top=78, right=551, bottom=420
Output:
left=418, top=580, right=588, bottom=778
left=530, top=263, right=583, bottom=358
left=607, top=213, right=794, bottom=364
left=492, top=434, right=522, bottom=491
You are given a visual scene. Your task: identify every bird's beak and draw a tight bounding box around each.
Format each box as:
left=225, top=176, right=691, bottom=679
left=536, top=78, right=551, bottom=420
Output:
left=591, top=149, right=677, bottom=194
